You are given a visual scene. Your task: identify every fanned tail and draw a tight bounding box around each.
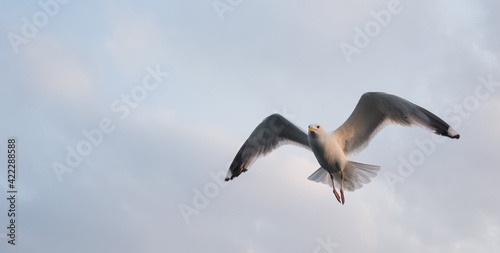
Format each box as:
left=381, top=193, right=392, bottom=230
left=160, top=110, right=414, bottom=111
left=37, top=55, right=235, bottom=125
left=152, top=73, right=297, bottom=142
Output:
left=307, top=161, right=380, bottom=192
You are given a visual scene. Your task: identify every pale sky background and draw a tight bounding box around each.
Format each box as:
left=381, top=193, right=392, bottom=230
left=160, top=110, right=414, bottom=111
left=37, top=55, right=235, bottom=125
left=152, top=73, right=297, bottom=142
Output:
left=0, top=0, right=499, bottom=252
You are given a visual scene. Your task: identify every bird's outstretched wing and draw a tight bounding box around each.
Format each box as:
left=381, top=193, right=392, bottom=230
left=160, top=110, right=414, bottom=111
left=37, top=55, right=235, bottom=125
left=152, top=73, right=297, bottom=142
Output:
left=334, top=92, right=460, bottom=156
left=225, top=114, right=310, bottom=181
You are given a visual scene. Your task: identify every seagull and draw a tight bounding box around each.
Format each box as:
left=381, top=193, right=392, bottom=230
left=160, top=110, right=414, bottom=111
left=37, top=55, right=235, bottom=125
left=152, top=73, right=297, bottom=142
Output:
left=225, top=92, right=460, bottom=204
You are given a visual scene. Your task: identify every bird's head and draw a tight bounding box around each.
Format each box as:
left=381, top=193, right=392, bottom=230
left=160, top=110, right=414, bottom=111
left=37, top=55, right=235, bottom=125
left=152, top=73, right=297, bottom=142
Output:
left=308, top=124, right=326, bottom=138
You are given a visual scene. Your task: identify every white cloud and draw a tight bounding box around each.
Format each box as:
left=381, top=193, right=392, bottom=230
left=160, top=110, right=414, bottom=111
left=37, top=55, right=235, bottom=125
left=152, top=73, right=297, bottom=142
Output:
left=1, top=0, right=499, bottom=252
left=21, top=34, right=93, bottom=101
left=105, top=7, right=168, bottom=78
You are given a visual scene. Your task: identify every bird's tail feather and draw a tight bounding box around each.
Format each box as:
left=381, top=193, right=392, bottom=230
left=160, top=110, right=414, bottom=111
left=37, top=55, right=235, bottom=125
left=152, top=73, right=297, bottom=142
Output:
left=307, top=161, right=380, bottom=192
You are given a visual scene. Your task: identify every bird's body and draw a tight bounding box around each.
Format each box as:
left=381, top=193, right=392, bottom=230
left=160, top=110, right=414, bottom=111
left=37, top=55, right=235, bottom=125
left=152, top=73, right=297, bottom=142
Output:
left=309, top=129, right=346, bottom=176
left=225, top=92, right=460, bottom=204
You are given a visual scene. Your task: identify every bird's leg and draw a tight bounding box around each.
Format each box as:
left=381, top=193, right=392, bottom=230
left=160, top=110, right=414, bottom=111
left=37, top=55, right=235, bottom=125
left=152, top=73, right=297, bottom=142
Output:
left=340, top=171, right=345, bottom=205
left=330, top=173, right=341, bottom=204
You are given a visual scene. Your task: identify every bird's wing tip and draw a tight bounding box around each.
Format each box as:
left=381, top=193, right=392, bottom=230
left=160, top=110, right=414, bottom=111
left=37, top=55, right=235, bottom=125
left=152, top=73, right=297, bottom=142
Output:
left=448, top=127, right=460, bottom=139
left=225, top=170, right=233, bottom=181
left=224, top=168, right=248, bottom=181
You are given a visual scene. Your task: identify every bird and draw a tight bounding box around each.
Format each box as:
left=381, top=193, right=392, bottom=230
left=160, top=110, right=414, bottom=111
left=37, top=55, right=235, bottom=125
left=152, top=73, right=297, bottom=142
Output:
left=225, top=92, right=460, bottom=204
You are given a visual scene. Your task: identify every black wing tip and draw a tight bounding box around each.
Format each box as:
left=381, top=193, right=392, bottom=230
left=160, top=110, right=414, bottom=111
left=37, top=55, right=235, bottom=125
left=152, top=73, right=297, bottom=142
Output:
left=224, top=173, right=237, bottom=181
left=224, top=168, right=247, bottom=181
left=435, top=128, right=460, bottom=139
left=440, top=132, right=460, bottom=139
left=447, top=127, right=460, bottom=139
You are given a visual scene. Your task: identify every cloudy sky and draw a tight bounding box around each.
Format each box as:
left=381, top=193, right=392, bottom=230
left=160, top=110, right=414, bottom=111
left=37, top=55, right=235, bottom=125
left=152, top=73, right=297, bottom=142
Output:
left=1, top=0, right=499, bottom=252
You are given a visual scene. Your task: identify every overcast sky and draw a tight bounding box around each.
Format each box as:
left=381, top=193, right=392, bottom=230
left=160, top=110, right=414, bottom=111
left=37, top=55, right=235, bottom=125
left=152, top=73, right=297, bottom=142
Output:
left=0, top=0, right=499, bottom=252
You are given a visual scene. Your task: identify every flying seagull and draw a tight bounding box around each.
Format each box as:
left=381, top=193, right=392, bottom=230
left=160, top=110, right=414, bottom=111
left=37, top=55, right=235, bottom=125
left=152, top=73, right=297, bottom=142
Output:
left=225, top=92, right=460, bottom=204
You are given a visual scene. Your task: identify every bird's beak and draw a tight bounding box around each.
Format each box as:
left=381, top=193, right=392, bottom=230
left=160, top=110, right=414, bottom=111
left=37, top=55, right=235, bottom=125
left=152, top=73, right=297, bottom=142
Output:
left=308, top=126, right=316, bottom=132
